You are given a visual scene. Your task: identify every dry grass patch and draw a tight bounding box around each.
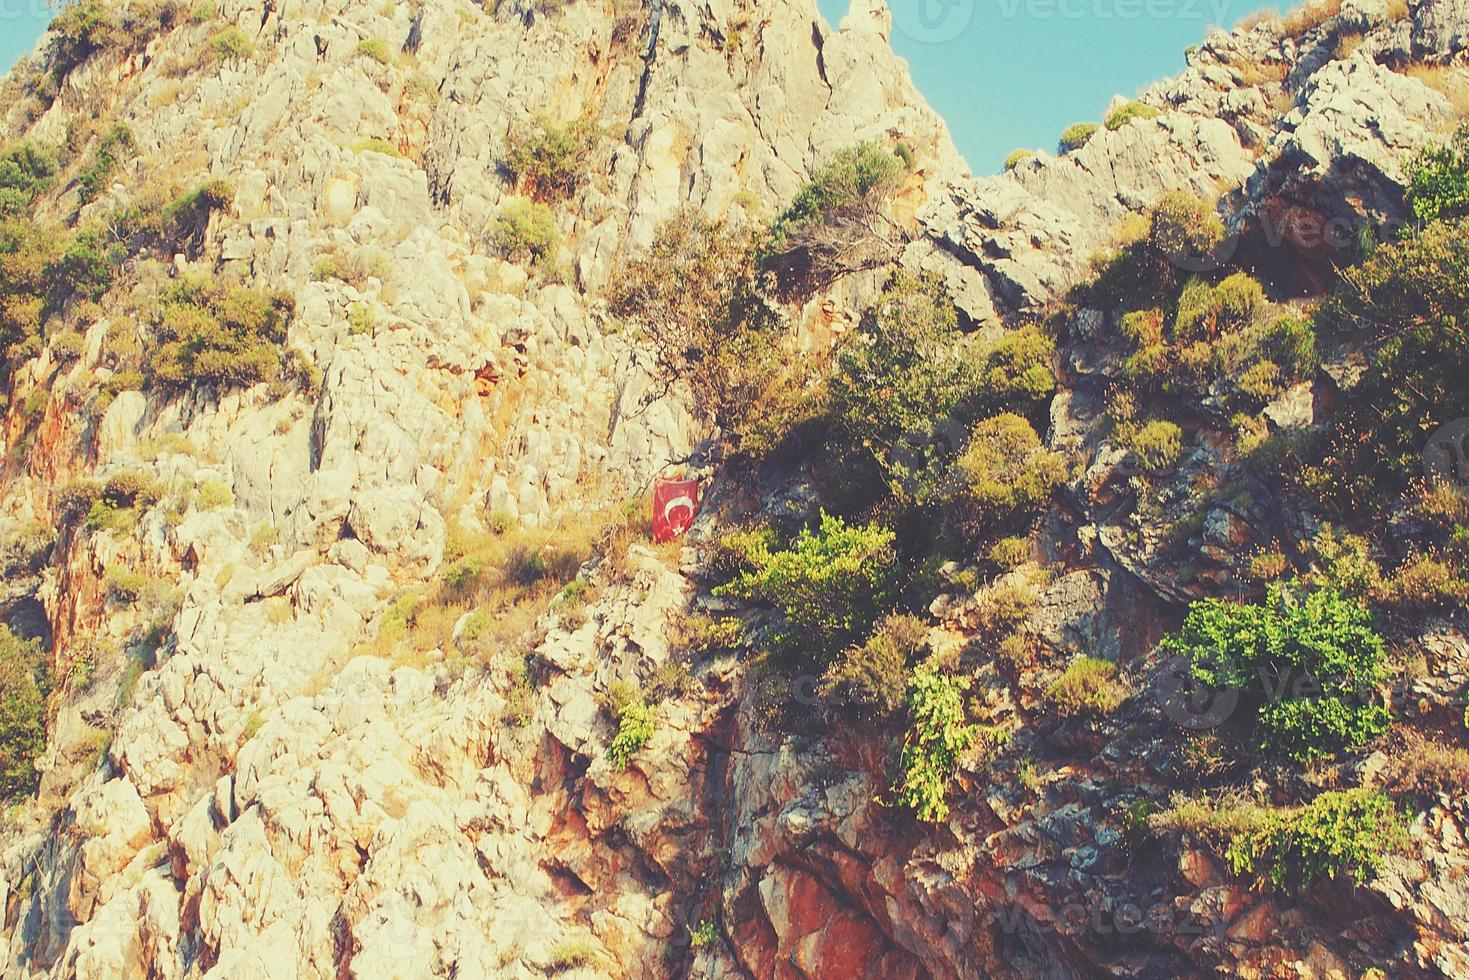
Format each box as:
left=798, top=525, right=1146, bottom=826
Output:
left=1406, top=64, right=1469, bottom=119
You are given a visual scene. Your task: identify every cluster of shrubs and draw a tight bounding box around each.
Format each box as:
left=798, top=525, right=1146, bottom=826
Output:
left=1154, top=787, right=1405, bottom=891
left=142, top=272, right=296, bottom=391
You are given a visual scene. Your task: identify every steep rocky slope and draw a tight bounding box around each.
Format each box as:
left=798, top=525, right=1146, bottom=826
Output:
left=0, top=0, right=1466, bottom=978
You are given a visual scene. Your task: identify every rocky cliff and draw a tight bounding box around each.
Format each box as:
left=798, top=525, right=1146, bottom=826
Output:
left=0, top=0, right=1467, bottom=977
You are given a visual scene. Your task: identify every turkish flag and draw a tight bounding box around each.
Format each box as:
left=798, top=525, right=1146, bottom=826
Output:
left=652, top=476, right=701, bottom=543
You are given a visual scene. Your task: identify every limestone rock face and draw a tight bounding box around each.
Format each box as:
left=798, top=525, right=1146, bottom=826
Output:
left=1, top=0, right=1468, bottom=977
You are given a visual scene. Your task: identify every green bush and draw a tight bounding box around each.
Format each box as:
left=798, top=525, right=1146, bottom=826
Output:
left=1172, top=272, right=1264, bottom=340
left=0, top=219, right=66, bottom=359
left=355, top=38, right=391, bottom=64
left=196, top=479, right=234, bottom=510
left=763, top=141, right=908, bottom=290
left=822, top=613, right=925, bottom=715
left=1045, top=656, right=1127, bottom=718
left=0, top=141, right=59, bottom=216
left=607, top=699, right=655, bottom=769
left=145, top=272, right=295, bottom=391
left=49, top=0, right=179, bottom=77
left=0, top=625, right=49, bottom=801
left=1105, top=101, right=1162, bottom=130
left=1003, top=149, right=1035, bottom=171
left=955, top=413, right=1067, bottom=517
left=1225, top=788, right=1405, bottom=890
left=105, top=564, right=148, bottom=604
left=503, top=115, right=600, bottom=201
left=1161, top=582, right=1392, bottom=763
left=893, top=668, right=977, bottom=822
left=968, top=324, right=1057, bottom=409
left=1253, top=313, right=1317, bottom=380
left=988, top=536, right=1032, bottom=569
left=1407, top=124, right=1469, bottom=224
left=1128, top=419, right=1183, bottom=473
left=714, top=512, right=899, bottom=666
left=77, top=123, right=135, bottom=203
left=1075, top=193, right=1225, bottom=309
left=1058, top=122, right=1100, bottom=153
left=210, top=26, right=254, bottom=60
left=1150, top=192, right=1225, bottom=263
left=489, top=197, right=560, bottom=269
left=103, top=470, right=161, bottom=507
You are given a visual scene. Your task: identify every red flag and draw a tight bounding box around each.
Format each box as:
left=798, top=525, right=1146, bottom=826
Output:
left=652, top=475, right=701, bottom=543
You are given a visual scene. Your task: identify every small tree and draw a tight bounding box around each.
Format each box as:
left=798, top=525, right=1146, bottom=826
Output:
left=607, top=209, right=784, bottom=446
left=763, top=141, right=911, bottom=293
left=955, top=413, right=1067, bottom=518
left=831, top=272, right=972, bottom=500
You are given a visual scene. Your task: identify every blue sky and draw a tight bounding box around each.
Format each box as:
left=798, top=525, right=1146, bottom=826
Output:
left=2, top=0, right=1279, bottom=174
left=816, top=0, right=1274, bottom=173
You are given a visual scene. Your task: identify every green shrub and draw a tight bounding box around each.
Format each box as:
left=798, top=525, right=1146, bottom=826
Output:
left=0, top=625, right=49, bottom=800
left=1058, top=122, right=1100, bottom=153
left=1105, top=101, right=1162, bottom=130
left=355, top=38, right=391, bottom=64
left=196, top=479, right=233, bottom=510
left=968, top=324, right=1057, bottom=409
left=763, top=141, right=908, bottom=290
left=1147, top=192, right=1226, bottom=270
left=351, top=137, right=399, bottom=157
left=503, top=115, right=600, bottom=201
left=49, top=0, right=179, bottom=77
left=77, top=123, right=134, bottom=203
left=714, top=512, right=899, bottom=666
left=893, top=668, right=977, bottom=822
left=1045, top=656, right=1127, bottom=718
left=1172, top=272, right=1264, bottom=340
left=103, top=470, right=161, bottom=507
left=607, top=699, right=655, bottom=769
left=1408, top=124, right=1469, bottom=224
left=988, top=536, right=1032, bottom=569
left=1128, top=419, right=1183, bottom=473
left=163, top=180, right=233, bottom=251
left=1225, top=788, right=1405, bottom=890
left=489, top=197, right=560, bottom=269
left=1003, top=149, right=1035, bottom=171
left=1253, top=313, right=1317, bottom=379
left=955, top=413, right=1067, bottom=517
left=822, top=613, right=925, bottom=715
left=210, top=26, right=253, bottom=60
left=144, top=272, right=295, bottom=391
left=0, top=141, right=59, bottom=216
left=1161, top=582, right=1392, bottom=763
left=105, top=564, right=148, bottom=604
